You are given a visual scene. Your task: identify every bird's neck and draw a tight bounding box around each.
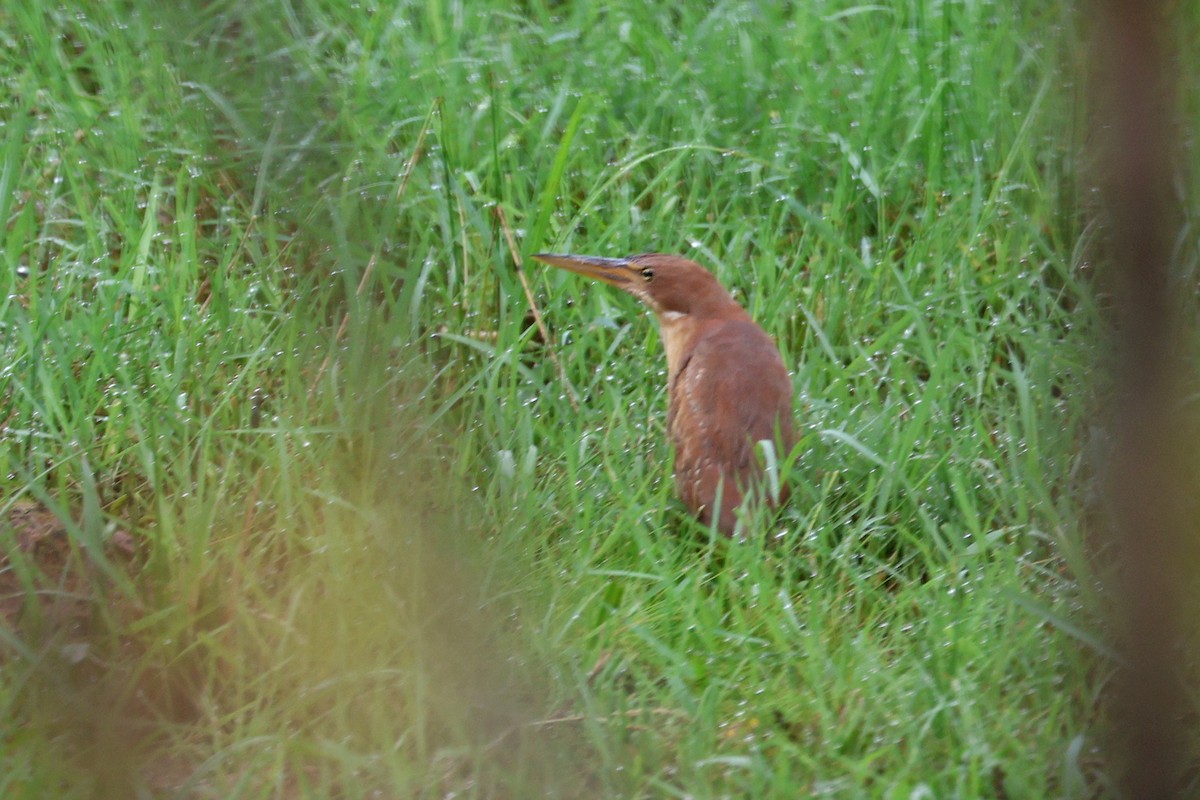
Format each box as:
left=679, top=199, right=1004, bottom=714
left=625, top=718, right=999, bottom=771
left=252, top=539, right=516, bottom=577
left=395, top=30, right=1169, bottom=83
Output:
left=658, top=311, right=696, bottom=382
left=657, top=303, right=751, bottom=382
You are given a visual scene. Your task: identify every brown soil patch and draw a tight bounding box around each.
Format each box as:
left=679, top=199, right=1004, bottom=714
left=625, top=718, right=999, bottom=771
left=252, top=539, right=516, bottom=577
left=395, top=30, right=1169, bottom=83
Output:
left=0, top=500, right=136, bottom=635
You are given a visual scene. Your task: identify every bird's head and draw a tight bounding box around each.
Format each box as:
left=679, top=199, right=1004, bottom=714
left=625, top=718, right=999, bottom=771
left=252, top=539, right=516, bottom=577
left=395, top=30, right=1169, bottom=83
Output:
left=532, top=252, right=742, bottom=320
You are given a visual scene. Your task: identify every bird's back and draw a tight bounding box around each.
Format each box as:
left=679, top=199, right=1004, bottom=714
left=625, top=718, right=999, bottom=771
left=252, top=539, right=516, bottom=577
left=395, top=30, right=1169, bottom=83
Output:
left=667, top=318, right=795, bottom=534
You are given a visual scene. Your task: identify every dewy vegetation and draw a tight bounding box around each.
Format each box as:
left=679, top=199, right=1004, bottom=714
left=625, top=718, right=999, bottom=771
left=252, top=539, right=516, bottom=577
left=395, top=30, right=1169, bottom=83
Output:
left=1, top=1, right=1197, bottom=797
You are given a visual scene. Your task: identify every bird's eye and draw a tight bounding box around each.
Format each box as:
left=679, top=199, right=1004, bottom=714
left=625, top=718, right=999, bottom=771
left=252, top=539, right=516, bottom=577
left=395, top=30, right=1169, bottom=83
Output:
left=640, top=267, right=654, bottom=282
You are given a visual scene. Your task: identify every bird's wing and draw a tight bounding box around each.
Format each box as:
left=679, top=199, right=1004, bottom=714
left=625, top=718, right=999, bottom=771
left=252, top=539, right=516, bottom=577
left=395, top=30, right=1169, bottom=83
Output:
left=669, top=320, right=795, bottom=530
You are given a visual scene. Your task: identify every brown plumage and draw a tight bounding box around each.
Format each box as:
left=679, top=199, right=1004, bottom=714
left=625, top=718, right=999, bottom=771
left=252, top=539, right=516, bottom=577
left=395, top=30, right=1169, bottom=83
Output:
left=534, top=252, right=796, bottom=535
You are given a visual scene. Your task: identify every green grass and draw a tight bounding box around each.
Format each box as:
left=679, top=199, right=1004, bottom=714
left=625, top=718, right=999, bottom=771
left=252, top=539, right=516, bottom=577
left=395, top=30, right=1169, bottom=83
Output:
left=1, top=1, right=1195, bottom=797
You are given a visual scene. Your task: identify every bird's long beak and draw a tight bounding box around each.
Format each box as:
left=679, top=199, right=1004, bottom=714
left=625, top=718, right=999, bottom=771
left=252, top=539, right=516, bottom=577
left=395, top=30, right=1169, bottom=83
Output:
left=532, top=253, right=637, bottom=289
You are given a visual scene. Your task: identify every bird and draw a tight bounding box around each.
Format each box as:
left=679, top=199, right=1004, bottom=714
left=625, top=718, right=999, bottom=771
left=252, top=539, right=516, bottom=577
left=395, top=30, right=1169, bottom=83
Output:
left=533, top=252, right=796, bottom=536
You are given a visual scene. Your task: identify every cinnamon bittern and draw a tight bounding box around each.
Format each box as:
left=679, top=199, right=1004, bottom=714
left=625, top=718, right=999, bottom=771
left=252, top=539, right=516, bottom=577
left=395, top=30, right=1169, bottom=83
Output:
left=534, top=252, right=795, bottom=536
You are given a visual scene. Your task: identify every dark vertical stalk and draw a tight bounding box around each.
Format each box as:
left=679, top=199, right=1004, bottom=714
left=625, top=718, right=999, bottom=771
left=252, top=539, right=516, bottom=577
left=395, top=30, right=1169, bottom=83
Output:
left=1093, top=1, right=1186, bottom=797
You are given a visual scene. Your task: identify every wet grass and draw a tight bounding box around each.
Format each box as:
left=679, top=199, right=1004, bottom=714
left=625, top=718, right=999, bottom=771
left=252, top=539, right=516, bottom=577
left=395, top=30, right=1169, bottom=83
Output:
left=2, top=1, right=1194, bottom=797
